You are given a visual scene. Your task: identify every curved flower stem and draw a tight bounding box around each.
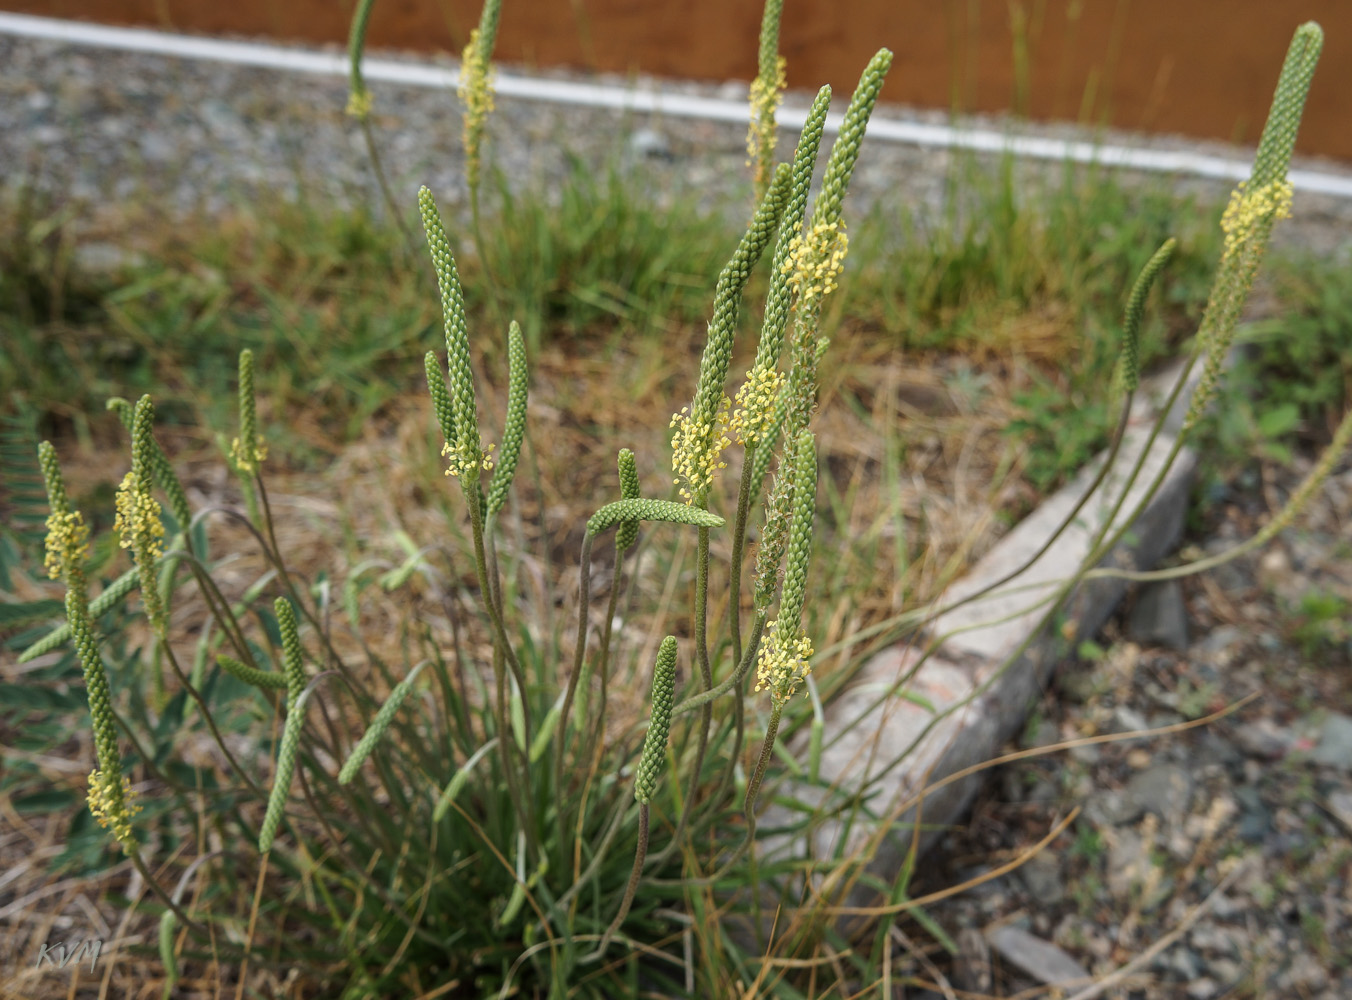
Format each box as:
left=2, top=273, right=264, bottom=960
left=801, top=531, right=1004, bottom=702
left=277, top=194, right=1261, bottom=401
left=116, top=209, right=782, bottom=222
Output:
left=582, top=803, right=649, bottom=963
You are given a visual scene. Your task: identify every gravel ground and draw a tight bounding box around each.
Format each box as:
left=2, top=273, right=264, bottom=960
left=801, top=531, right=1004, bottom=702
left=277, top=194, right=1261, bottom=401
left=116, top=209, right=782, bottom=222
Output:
left=3, top=26, right=1351, bottom=999
left=913, top=454, right=1352, bottom=1000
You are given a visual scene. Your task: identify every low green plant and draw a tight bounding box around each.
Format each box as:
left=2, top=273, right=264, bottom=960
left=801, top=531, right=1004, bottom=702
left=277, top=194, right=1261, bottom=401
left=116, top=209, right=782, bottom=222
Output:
left=11, top=10, right=1351, bottom=1000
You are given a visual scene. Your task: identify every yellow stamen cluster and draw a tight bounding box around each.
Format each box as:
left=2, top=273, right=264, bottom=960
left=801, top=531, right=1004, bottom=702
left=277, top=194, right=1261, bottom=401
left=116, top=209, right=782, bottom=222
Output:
left=114, top=472, right=166, bottom=562
left=459, top=27, right=496, bottom=188
left=730, top=365, right=784, bottom=446
left=43, top=510, right=89, bottom=581
left=345, top=88, right=374, bottom=120
left=87, top=768, right=141, bottom=850
left=229, top=435, right=268, bottom=476
left=442, top=439, right=495, bottom=479
left=783, top=220, right=849, bottom=309
left=746, top=55, right=787, bottom=163
left=670, top=395, right=731, bottom=504
left=754, top=619, right=814, bottom=706
left=1220, top=179, right=1294, bottom=264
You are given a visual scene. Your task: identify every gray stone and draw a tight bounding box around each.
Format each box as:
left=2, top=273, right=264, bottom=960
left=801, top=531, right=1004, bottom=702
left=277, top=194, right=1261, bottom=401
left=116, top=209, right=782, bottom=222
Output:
left=1111, top=705, right=1151, bottom=735
left=1233, top=786, right=1271, bottom=842
left=1107, top=828, right=1149, bottom=897
left=1197, top=624, right=1245, bottom=657
left=1328, top=790, right=1352, bottom=829
left=1187, top=976, right=1220, bottom=999
left=1233, top=718, right=1294, bottom=760
left=1122, top=763, right=1193, bottom=826
left=1159, top=945, right=1203, bottom=981
left=986, top=925, right=1090, bottom=987
left=1018, top=851, right=1065, bottom=906
left=1310, top=713, right=1352, bottom=770
left=1126, top=579, right=1191, bottom=650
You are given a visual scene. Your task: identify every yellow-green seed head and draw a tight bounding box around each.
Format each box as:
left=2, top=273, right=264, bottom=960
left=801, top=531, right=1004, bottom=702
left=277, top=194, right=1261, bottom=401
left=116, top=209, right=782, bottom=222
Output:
left=615, top=448, right=641, bottom=551
left=778, top=430, right=817, bottom=624
left=346, top=0, right=376, bottom=119
left=635, top=636, right=678, bottom=804
left=275, top=597, right=306, bottom=702
left=419, top=187, right=487, bottom=484
left=486, top=321, right=528, bottom=517
left=230, top=349, right=267, bottom=475
left=811, top=48, right=892, bottom=229
left=459, top=25, right=498, bottom=194
left=754, top=619, right=814, bottom=707
left=587, top=498, right=724, bottom=537
left=114, top=477, right=166, bottom=562
left=747, top=55, right=787, bottom=185
left=87, top=768, right=140, bottom=851
left=1116, top=238, right=1176, bottom=394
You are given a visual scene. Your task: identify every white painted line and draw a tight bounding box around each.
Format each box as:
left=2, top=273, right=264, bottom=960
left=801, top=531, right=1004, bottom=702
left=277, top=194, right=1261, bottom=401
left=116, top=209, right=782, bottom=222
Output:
left=4, top=11, right=1352, bottom=199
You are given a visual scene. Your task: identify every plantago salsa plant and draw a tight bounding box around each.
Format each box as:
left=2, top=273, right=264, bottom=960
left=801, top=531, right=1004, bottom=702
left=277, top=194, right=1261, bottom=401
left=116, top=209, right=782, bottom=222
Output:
left=21, top=6, right=1349, bottom=997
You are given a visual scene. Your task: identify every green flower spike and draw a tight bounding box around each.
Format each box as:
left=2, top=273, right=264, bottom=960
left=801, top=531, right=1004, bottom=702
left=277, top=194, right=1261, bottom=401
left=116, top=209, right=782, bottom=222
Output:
left=275, top=597, right=306, bottom=701
left=217, top=654, right=288, bottom=691
left=587, top=499, right=724, bottom=537
left=115, top=395, right=168, bottom=637
left=459, top=0, right=502, bottom=197
left=747, top=0, right=786, bottom=202
left=108, top=397, right=191, bottom=531
left=345, top=0, right=376, bottom=119
left=39, top=442, right=138, bottom=852
left=339, top=662, right=427, bottom=784
left=753, top=458, right=795, bottom=611
left=1184, top=23, right=1320, bottom=433
left=486, top=321, right=528, bottom=517
left=809, top=48, right=893, bottom=232
left=425, top=350, right=457, bottom=452
left=614, top=448, right=642, bottom=551
left=230, top=349, right=267, bottom=476
left=1117, top=239, right=1176, bottom=394
left=732, top=87, right=833, bottom=454
left=420, top=187, right=491, bottom=483
left=635, top=637, right=678, bottom=804
left=258, top=686, right=312, bottom=853
left=672, top=162, right=790, bottom=503
left=755, top=430, right=817, bottom=705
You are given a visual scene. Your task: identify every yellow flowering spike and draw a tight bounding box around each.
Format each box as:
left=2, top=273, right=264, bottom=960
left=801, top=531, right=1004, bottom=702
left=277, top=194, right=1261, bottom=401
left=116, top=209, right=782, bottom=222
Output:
left=746, top=0, right=786, bottom=204
left=730, top=364, right=785, bottom=446
left=670, top=395, right=732, bottom=504
left=1219, top=180, right=1294, bottom=267
left=753, top=619, right=815, bottom=707
left=87, top=769, right=141, bottom=850
left=458, top=0, right=502, bottom=198
left=43, top=509, right=88, bottom=582
left=783, top=219, right=849, bottom=311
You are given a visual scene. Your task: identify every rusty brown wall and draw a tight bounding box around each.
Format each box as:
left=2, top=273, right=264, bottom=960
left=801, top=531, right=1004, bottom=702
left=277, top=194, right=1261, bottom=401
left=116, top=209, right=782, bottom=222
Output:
left=6, top=1, right=1350, bottom=162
